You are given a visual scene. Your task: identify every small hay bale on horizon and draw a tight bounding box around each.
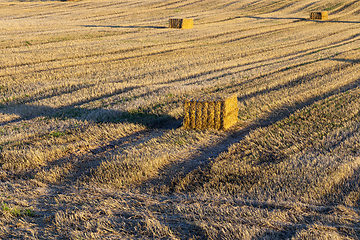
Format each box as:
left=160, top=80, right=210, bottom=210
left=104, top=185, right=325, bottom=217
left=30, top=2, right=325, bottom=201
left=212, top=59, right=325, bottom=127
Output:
left=310, top=11, right=328, bottom=20
left=169, top=18, right=193, bottom=29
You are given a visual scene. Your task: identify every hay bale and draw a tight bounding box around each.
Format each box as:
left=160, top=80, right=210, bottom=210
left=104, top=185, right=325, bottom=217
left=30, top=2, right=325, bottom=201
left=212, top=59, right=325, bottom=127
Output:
left=310, top=11, right=328, bottom=20
left=183, top=94, right=238, bottom=130
left=169, top=18, right=193, bottom=29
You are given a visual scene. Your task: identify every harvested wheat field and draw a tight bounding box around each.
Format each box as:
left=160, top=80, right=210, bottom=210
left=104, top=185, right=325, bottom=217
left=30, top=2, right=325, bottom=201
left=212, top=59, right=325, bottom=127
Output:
left=0, top=0, right=360, bottom=239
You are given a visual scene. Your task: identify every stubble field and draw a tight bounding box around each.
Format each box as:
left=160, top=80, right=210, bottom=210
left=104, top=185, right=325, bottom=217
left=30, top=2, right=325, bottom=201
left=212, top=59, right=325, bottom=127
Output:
left=1, top=0, right=360, bottom=239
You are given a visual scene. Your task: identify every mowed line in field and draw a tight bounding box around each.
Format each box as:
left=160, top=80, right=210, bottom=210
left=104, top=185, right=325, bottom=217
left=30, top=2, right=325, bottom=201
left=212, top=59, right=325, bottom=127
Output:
left=1, top=46, right=358, bottom=120
left=2, top=20, right=357, bottom=78
left=1, top=48, right=359, bottom=174
left=5, top=44, right=358, bottom=145
left=1, top=0, right=358, bottom=43
left=0, top=50, right=358, bottom=136
left=0, top=1, right=143, bottom=20
left=1, top=18, right=358, bottom=99
left=0, top=16, right=322, bottom=68
left=1, top=26, right=359, bottom=114
left=1, top=0, right=358, bottom=23
left=0, top=0, right=209, bottom=23
left=1, top=0, right=358, bottom=74
left=2, top=4, right=357, bottom=54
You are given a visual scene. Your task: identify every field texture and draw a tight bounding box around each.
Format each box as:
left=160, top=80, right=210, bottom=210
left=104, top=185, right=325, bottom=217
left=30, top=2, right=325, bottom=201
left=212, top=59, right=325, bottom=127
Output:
left=1, top=0, right=360, bottom=239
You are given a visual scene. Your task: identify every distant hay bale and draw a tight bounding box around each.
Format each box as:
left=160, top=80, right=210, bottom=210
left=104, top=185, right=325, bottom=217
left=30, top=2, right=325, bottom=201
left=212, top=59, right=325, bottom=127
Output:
left=169, top=18, right=193, bottom=29
left=310, top=11, right=328, bottom=20
left=183, top=94, right=238, bottom=130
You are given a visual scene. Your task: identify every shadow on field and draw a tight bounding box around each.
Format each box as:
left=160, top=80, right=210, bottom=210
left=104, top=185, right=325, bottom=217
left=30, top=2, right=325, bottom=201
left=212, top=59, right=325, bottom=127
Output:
left=246, top=15, right=360, bottom=24
left=81, top=24, right=168, bottom=29
left=237, top=61, right=355, bottom=103
left=0, top=83, right=181, bottom=129
left=0, top=100, right=181, bottom=130
left=154, top=46, right=358, bottom=91
left=246, top=15, right=307, bottom=22
left=0, top=99, right=181, bottom=182
left=322, top=167, right=360, bottom=206
left=332, top=58, right=360, bottom=64
left=256, top=167, right=360, bottom=239
left=33, top=128, right=152, bottom=184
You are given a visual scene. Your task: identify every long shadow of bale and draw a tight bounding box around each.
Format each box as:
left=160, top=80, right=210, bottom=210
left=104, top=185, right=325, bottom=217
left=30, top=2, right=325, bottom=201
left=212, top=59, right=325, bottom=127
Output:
left=0, top=103, right=181, bottom=129
left=246, top=15, right=360, bottom=24
left=81, top=25, right=167, bottom=29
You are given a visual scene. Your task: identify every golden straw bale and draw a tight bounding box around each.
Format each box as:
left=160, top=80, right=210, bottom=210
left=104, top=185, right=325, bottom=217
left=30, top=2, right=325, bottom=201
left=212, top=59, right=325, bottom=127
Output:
left=169, top=18, right=193, bottom=29
left=310, top=11, right=328, bottom=20
left=183, top=94, right=238, bottom=130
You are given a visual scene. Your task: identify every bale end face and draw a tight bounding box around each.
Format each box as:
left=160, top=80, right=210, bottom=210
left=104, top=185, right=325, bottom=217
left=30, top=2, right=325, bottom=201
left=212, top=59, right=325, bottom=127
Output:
left=181, top=19, right=193, bottom=29
left=169, top=18, right=193, bottom=29
left=310, top=11, right=328, bottom=20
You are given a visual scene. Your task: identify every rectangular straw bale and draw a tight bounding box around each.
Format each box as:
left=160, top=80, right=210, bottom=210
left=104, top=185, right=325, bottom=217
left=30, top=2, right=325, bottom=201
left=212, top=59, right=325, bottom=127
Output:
left=183, top=94, right=238, bottom=130
left=169, top=18, right=193, bottom=29
left=310, top=11, right=328, bottom=20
